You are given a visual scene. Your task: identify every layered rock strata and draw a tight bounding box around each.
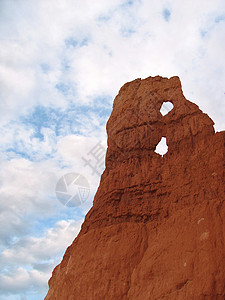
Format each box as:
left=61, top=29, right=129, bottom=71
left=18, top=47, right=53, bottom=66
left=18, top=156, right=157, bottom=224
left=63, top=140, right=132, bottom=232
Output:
left=45, top=76, right=225, bottom=300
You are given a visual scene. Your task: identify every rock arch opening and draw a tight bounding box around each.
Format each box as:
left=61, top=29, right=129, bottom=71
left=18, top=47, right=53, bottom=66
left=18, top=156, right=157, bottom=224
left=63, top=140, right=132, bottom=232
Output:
left=160, top=101, right=174, bottom=116
left=155, top=137, right=168, bottom=156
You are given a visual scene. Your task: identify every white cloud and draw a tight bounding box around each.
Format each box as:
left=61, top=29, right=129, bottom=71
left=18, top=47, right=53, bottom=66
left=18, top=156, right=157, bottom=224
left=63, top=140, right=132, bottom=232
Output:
left=0, top=135, right=103, bottom=296
left=0, top=135, right=105, bottom=245
left=0, top=158, right=59, bottom=245
left=0, top=107, right=107, bottom=246
left=0, top=123, right=57, bottom=162
left=0, top=219, right=82, bottom=295
left=1, top=219, right=81, bottom=267
left=0, top=0, right=123, bottom=124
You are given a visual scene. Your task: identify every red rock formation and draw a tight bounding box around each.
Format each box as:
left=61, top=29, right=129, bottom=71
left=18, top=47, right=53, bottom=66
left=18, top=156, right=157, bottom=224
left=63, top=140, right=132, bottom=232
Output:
left=45, top=76, right=225, bottom=300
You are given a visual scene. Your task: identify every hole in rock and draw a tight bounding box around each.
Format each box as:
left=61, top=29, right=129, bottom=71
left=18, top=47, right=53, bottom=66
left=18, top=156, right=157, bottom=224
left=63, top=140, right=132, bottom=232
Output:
left=160, top=101, right=174, bottom=116
left=155, top=137, right=168, bottom=156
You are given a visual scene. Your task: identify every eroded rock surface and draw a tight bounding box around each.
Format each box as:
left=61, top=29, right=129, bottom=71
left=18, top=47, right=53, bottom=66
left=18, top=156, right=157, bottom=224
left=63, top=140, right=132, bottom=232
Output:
left=45, top=76, right=225, bottom=300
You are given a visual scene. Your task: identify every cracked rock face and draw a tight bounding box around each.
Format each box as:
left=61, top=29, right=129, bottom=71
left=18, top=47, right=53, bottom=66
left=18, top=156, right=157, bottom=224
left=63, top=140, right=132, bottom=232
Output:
left=45, top=76, right=225, bottom=300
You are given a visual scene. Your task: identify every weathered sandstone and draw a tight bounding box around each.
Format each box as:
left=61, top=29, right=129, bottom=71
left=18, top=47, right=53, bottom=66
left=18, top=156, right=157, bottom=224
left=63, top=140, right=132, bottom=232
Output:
left=45, top=76, right=225, bottom=300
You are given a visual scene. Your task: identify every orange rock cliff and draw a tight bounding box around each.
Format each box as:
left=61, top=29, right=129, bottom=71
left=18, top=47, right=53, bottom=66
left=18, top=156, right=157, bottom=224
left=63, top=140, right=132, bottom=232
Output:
left=45, top=76, right=225, bottom=300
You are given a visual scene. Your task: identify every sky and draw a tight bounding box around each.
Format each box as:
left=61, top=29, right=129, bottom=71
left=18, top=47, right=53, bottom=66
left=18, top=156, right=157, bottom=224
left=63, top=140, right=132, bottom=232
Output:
left=0, top=0, right=224, bottom=299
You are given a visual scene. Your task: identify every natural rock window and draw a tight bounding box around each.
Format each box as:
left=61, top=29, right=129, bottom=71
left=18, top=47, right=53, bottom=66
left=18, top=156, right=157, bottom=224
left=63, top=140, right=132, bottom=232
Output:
left=155, top=137, right=168, bottom=156
left=160, top=101, right=174, bottom=116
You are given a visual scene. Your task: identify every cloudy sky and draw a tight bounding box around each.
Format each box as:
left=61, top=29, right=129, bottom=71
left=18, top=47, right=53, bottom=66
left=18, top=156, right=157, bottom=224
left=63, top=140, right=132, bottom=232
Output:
left=0, top=0, right=224, bottom=299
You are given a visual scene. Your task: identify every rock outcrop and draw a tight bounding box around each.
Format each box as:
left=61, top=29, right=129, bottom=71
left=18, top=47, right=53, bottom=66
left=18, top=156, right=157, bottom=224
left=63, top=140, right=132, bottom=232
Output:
left=45, top=76, right=225, bottom=300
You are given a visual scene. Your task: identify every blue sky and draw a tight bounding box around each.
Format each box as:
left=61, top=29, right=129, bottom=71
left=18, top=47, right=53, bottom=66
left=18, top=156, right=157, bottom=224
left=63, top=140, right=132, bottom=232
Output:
left=0, top=0, right=225, bottom=299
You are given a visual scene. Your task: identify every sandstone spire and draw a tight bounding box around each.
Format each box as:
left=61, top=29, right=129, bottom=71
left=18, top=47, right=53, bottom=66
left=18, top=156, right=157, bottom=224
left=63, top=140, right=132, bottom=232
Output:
left=45, top=76, right=225, bottom=300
